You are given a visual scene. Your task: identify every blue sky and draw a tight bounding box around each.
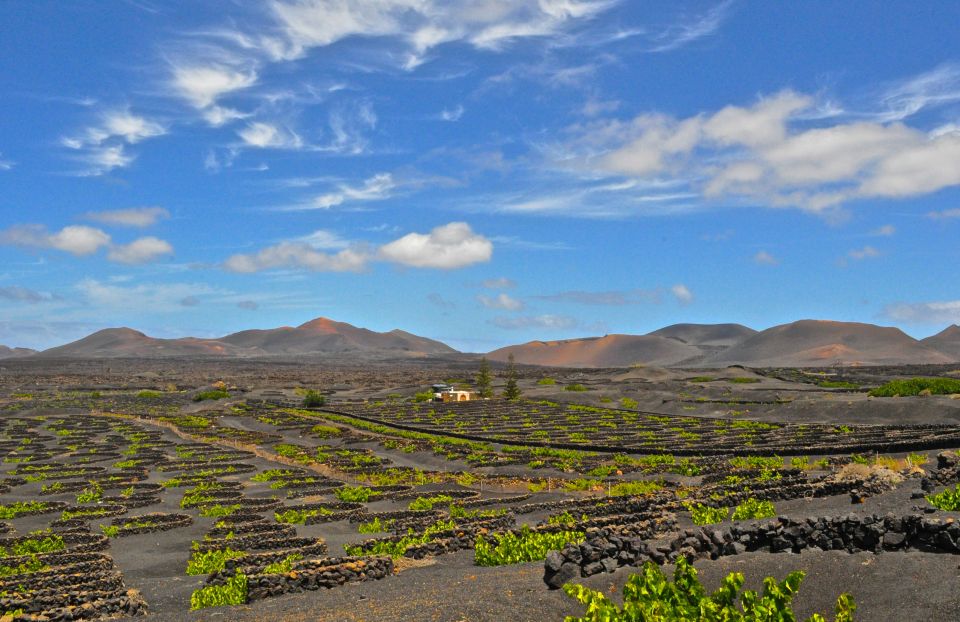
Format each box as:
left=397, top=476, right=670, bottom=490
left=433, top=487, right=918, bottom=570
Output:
left=1, top=1, right=959, bottom=352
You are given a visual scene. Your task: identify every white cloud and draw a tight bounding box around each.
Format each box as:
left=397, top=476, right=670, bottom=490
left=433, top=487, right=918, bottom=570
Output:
left=871, top=224, right=896, bottom=237
left=491, top=314, right=580, bottom=330
left=226, top=222, right=493, bottom=273
left=237, top=122, right=303, bottom=149
left=224, top=242, right=369, bottom=273
left=379, top=222, right=492, bottom=269
left=0, top=286, right=57, bottom=304
left=649, top=0, right=733, bottom=53
left=107, top=237, right=174, bottom=265
left=76, top=145, right=135, bottom=176
left=440, top=105, right=464, bottom=121
left=172, top=64, right=257, bottom=109
left=298, top=229, right=352, bottom=250
left=76, top=278, right=219, bottom=312
left=482, top=277, right=516, bottom=289
left=564, top=80, right=960, bottom=214
left=0, top=224, right=112, bottom=256
left=83, top=207, right=170, bottom=228
left=671, top=283, right=693, bottom=304
left=477, top=292, right=524, bottom=311
left=753, top=250, right=779, bottom=265
left=883, top=300, right=960, bottom=324
left=0, top=153, right=15, bottom=170
left=927, top=208, right=960, bottom=220
left=266, top=0, right=615, bottom=65
left=237, top=300, right=259, bottom=310
left=64, top=110, right=166, bottom=148
left=848, top=245, right=881, bottom=261
left=203, top=106, right=249, bottom=127
left=310, top=173, right=395, bottom=209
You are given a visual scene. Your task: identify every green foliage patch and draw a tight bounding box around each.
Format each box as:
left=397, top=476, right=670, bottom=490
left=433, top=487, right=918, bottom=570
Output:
left=868, top=377, right=960, bottom=397
left=563, top=556, right=855, bottom=622
left=474, top=526, right=584, bottom=566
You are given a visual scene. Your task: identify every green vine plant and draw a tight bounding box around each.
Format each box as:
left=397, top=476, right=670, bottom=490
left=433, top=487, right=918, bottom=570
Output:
left=563, top=556, right=855, bottom=622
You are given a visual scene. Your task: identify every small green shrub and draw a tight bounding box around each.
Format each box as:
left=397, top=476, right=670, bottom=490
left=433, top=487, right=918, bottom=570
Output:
left=263, top=553, right=302, bottom=575
left=563, top=556, right=855, bottom=622
left=732, top=498, right=776, bottom=521
left=564, top=384, right=589, bottom=392
left=537, top=377, right=557, bottom=385
left=358, top=517, right=395, bottom=533
left=190, top=572, right=248, bottom=609
left=301, top=390, right=326, bottom=408
left=869, top=377, right=960, bottom=397
left=413, top=390, right=435, bottom=403
left=927, top=484, right=960, bottom=511
left=274, top=508, right=328, bottom=524
left=609, top=481, right=663, bottom=497
left=335, top=486, right=380, bottom=503
left=136, top=390, right=163, bottom=399
left=199, top=504, right=242, bottom=518
left=0, top=534, right=64, bottom=557
left=729, top=377, right=760, bottom=384
left=689, top=376, right=715, bottom=383
left=619, top=397, right=638, bottom=409
left=186, top=548, right=245, bottom=575
left=193, top=390, right=230, bottom=402
left=685, top=502, right=730, bottom=525
left=408, top=494, right=454, bottom=511
left=474, top=526, right=584, bottom=566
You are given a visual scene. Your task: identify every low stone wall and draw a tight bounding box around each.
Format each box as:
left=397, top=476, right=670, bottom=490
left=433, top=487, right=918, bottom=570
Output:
left=544, top=512, right=960, bottom=589
left=213, top=555, right=394, bottom=603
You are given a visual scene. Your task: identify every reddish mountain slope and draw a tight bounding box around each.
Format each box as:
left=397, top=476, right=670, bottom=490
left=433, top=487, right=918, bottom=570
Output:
left=921, top=325, right=960, bottom=361
left=487, top=334, right=701, bottom=368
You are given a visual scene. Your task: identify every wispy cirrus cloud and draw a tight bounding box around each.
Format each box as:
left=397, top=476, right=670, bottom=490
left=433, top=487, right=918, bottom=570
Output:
left=648, top=0, right=734, bottom=53
left=477, top=292, right=524, bottom=311
left=83, top=207, right=170, bottom=228
left=0, top=286, right=59, bottom=304
left=753, top=250, right=779, bottom=265
left=533, top=288, right=660, bottom=305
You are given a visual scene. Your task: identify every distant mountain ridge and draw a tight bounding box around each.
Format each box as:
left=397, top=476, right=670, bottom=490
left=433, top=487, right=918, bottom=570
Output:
left=489, top=320, right=960, bottom=368
left=8, top=318, right=960, bottom=366
left=0, top=345, right=37, bottom=359
left=33, top=318, right=457, bottom=360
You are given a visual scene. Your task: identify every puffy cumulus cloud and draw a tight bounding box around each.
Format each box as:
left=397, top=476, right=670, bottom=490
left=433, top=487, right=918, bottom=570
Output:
left=237, top=122, right=303, bottom=149
left=477, top=292, right=524, bottom=311
left=0, top=224, right=112, bottom=256
left=83, top=207, right=170, bottom=228
left=565, top=82, right=960, bottom=214
left=224, top=242, right=370, bottom=273
left=171, top=64, right=257, bottom=109
left=379, top=222, right=492, bottom=269
left=883, top=300, right=960, bottom=324
left=310, top=173, right=395, bottom=209
left=490, top=314, right=580, bottom=330
left=225, top=222, right=493, bottom=273
left=753, top=250, right=779, bottom=265
left=107, top=237, right=174, bottom=265
left=671, top=283, right=693, bottom=304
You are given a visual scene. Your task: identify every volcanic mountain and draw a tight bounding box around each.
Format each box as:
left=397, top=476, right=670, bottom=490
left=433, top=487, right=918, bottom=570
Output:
left=921, top=325, right=960, bottom=362
left=487, top=334, right=703, bottom=368
left=217, top=317, right=457, bottom=357
left=0, top=345, right=36, bottom=359
left=647, top=323, right=757, bottom=347
left=35, top=318, right=457, bottom=359
left=703, top=320, right=953, bottom=367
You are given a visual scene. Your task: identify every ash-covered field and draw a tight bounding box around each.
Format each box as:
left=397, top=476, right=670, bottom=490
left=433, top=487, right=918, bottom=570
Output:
left=1, top=359, right=959, bottom=621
